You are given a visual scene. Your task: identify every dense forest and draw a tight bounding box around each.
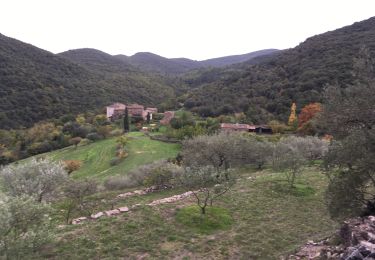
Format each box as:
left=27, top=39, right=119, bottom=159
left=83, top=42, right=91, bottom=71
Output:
left=181, top=17, right=375, bottom=122
left=0, top=34, right=178, bottom=129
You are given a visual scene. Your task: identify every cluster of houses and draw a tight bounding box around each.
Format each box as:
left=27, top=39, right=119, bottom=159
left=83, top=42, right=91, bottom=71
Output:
left=106, top=103, right=271, bottom=134
left=106, top=103, right=158, bottom=121
left=106, top=102, right=174, bottom=125
left=220, top=123, right=272, bottom=134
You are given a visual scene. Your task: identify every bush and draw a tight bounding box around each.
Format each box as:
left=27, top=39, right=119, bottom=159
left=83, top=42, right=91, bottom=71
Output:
left=143, top=162, right=183, bottom=189
left=116, top=148, right=128, bottom=159
left=69, top=137, right=82, bottom=147
left=110, top=157, right=123, bottom=166
left=268, top=120, right=288, bottom=134
left=109, top=129, right=123, bottom=137
left=63, top=160, right=82, bottom=175
left=104, top=175, right=135, bottom=190
left=86, top=132, right=103, bottom=141
left=27, top=141, right=53, bottom=155
left=117, top=160, right=183, bottom=189
left=78, top=138, right=91, bottom=146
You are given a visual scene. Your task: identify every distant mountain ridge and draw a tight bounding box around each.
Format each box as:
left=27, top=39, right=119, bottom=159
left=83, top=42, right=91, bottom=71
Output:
left=60, top=49, right=279, bottom=76
left=199, top=49, right=279, bottom=67
left=114, top=49, right=279, bottom=75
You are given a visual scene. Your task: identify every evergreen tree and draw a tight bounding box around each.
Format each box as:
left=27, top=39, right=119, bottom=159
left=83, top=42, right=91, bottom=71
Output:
left=123, top=108, right=130, bottom=133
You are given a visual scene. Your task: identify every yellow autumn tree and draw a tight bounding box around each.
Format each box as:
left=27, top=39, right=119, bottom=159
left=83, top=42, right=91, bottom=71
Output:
left=288, top=102, right=298, bottom=129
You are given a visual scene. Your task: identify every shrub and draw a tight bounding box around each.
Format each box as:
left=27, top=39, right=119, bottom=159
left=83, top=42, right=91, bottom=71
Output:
left=122, top=160, right=182, bottom=189
left=78, top=138, right=91, bottom=146
left=27, top=141, right=53, bottom=155
left=96, top=125, right=112, bottom=138
left=69, top=137, right=82, bottom=148
left=143, top=162, right=183, bottom=189
left=108, top=129, right=122, bottom=137
left=63, top=160, right=82, bottom=175
left=116, top=149, right=128, bottom=159
left=116, top=135, right=128, bottom=148
left=104, top=175, right=135, bottom=190
left=268, top=120, right=288, bottom=134
left=86, top=132, right=103, bottom=141
left=110, top=157, right=123, bottom=166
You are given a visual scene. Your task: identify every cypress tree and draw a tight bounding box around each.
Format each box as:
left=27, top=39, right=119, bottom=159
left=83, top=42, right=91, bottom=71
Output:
left=123, top=107, right=130, bottom=133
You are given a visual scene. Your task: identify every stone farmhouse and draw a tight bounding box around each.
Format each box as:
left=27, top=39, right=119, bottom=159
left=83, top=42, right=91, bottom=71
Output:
left=106, top=103, right=157, bottom=121
left=160, top=111, right=175, bottom=125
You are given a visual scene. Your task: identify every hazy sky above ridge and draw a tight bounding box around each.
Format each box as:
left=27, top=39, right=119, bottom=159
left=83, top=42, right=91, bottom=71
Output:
left=1, top=0, right=374, bottom=60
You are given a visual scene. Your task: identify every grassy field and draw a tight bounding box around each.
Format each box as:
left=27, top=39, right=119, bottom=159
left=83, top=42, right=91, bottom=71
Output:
left=44, top=166, right=338, bottom=259
left=33, top=132, right=180, bottom=180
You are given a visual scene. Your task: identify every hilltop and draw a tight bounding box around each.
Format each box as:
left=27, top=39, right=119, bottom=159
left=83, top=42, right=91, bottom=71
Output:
left=113, top=49, right=279, bottom=75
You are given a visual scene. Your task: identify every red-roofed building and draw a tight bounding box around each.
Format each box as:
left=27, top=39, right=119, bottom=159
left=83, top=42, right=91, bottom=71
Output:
left=160, top=111, right=175, bottom=125
left=220, top=123, right=272, bottom=134
left=220, top=123, right=255, bottom=132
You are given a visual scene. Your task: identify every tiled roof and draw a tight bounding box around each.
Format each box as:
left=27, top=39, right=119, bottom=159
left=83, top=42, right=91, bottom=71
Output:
left=220, top=123, right=256, bottom=130
left=107, top=102, right=126, bottom=109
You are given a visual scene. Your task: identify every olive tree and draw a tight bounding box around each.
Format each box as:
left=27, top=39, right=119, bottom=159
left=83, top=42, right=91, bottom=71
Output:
left=176, top=166, right=235, bottom=215
left=322, top=50, right=375, bottom=218
left=61, top=179, right=98, bottom=224
left=0, top=195, right=52, bottom=259
left=271, top=136, right=328, bottom=188
left=0, top=158, right=68, bottom=202
left=181, top=132, right=244, bottom=171
left=240, top=137, right=273, bottom=169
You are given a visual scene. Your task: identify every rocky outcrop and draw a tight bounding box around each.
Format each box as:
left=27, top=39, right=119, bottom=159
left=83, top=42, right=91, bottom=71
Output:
left=289, top=216, right=375, bottom=260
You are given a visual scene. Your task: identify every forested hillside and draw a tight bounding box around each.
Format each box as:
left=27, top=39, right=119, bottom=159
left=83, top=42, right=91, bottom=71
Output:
left=0, top=35, right=176, bottom=129
left=1, top=16, right=375, bottom=129
left=181, top=17, right=375, bottom=122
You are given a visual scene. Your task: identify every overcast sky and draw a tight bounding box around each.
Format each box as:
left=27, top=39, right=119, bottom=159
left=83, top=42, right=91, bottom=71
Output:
left=1, top=0, right=374, bottom=60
